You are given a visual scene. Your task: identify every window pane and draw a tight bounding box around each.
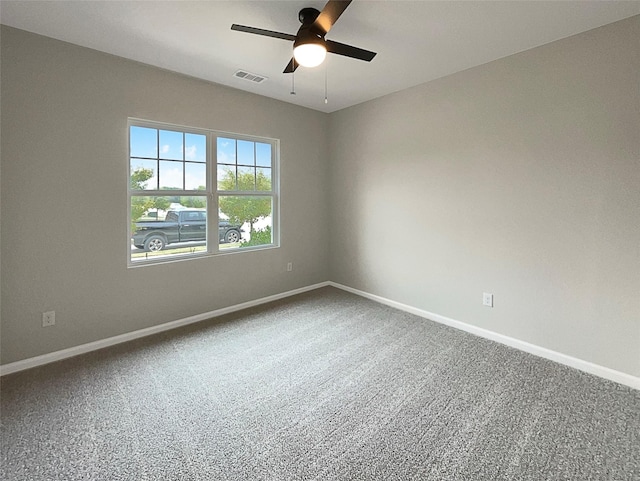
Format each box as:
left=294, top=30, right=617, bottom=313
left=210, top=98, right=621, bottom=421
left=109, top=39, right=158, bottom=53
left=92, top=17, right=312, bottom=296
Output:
left=218, top=166, right=236, bottom=191
left=185, top=162, right=206, bottom=190
left=256, top=167, right=271, bottom=191
left=218, top=195, right=272, bottom=249
left=237, top=166, right=255, bottom=190
left=159, top=130, right=183, bottom=160
left=131, top=196, right=207, bottom=262
left=130, top=126, right=157, bottom=158
left=184, top=133, right=206, bottom=162
left=237, top=140, right=254, bottom=166
left=217, top=138, right=236, bottom=164
left=159, top=160, right=183, bottom=189
left=130, top=159, right=158, bottom=190
left=256, top=142, right=271, bottom=167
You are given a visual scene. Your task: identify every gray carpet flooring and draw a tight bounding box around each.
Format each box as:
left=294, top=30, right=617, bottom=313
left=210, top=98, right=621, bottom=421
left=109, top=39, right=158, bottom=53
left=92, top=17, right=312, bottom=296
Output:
left=1, top=286, right=639, bottom=480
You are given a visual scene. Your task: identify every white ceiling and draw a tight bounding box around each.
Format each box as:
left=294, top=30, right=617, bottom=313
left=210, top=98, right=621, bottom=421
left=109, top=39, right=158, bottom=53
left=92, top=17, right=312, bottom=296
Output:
left=2, top=1, right=638, bottom=113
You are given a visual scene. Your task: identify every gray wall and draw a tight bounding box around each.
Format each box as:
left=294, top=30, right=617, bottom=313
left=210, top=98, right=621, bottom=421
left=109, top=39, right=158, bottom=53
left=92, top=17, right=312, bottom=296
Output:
left=1, top=26, right=329, bottom=364
left=328, top=16, right=640, bottom=377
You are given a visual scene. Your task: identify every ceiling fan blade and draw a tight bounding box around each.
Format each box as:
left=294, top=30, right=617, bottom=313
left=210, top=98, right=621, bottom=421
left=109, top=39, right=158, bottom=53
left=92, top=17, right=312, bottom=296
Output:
left=313, top=0, right=352, bottom=35
left=231, top=24, right=296, bottom=42
left=283, top=58, right=300, bottom=74
left=326, top=40, right=376, bottom=62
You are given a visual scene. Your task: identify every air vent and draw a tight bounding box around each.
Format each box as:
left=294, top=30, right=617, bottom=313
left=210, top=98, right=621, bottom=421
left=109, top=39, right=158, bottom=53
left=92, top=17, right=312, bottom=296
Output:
left=234, top=70, right=268, bottom=84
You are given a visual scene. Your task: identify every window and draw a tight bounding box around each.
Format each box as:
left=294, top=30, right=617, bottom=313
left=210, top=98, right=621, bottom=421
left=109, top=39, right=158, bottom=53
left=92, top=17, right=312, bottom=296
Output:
left=128, top=120, right=278, bottom=264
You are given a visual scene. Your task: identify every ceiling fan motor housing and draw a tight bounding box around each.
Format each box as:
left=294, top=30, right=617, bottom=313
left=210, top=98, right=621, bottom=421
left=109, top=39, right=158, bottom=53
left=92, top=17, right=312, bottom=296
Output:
left=299, top=8, right=321, bottom=26
left=295, top=7, right=326, bottom=54
left=294, top=29, right=326, bottom=49
left=296, top=7, right=326, bottom=47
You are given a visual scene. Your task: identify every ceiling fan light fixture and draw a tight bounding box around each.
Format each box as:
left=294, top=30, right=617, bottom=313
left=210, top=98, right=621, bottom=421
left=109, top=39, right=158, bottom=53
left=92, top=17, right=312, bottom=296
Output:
left=293, top=36, right=327, bottom=68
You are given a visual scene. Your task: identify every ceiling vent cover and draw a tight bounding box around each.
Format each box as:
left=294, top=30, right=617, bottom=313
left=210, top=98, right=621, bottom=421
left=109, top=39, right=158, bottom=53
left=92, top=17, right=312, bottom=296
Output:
left=234, top=70, right=268, bottom=84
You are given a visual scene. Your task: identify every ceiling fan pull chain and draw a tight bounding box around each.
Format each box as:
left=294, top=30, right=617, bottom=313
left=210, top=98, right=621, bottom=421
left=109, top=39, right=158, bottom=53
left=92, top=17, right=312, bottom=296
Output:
left=324, top=61, right=328, bottom=104
left=290, top=44, right=296, bottom=95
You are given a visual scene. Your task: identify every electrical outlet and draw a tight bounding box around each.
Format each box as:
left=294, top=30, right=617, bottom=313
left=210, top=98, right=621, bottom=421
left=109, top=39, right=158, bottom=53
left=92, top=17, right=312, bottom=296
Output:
left=42, top=311, right=56, bottom=327
left=287, top=262, right=293, bottom=272
left=483, top=293, right=493, bottom=308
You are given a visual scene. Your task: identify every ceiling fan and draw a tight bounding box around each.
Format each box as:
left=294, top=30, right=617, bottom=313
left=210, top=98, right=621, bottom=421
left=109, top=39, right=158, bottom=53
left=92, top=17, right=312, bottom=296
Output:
left=231, top=0, right=377, bottom=73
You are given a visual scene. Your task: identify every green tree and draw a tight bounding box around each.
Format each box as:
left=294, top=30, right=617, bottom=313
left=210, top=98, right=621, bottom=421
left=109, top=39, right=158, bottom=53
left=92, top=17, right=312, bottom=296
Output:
left=240, top=226, right=271, bottom=249
left=218, top=169, right=271, bottom=238
left=180, top=186, right=207, bottom=208
left=130, top=168, right=170, bottom=232
left=130, top=167, right=154, bottom=190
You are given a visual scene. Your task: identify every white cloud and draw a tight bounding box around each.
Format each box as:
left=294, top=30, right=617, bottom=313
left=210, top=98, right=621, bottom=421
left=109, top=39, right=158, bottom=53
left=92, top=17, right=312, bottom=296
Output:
left=184, top=145, right=197, bottom=160
left=160, top=144, right=170, bottom=154
left=159, top=165, right=182, bottom=189
left=218, top=152, right=228, bottom=163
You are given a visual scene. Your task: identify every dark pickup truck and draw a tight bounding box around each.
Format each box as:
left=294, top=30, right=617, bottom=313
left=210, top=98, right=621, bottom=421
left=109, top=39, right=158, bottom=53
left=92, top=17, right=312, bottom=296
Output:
left=132, top=209, right=242, bottom=251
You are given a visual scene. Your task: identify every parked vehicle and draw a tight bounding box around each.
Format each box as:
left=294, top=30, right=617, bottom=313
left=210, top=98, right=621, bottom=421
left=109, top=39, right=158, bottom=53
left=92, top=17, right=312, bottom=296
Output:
left=132, top=209, right=242, bottom=251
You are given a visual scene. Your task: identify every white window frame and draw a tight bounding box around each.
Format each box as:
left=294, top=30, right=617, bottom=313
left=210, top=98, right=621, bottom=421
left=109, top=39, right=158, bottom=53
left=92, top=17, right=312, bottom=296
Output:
left=127, top=118, right=279, bottom=267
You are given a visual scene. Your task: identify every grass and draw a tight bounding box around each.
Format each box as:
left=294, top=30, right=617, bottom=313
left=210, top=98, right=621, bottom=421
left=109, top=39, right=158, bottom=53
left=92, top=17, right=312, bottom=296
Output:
left=131, top=242, right=240, bottom=260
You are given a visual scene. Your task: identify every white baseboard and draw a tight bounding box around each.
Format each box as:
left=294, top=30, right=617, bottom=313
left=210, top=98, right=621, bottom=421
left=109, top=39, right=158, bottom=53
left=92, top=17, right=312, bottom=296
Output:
left=0, top=282, right=330, bottom=376
left=2, top=280, right=638, bottom=390
left=328, top=282, right=639, bottom=390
